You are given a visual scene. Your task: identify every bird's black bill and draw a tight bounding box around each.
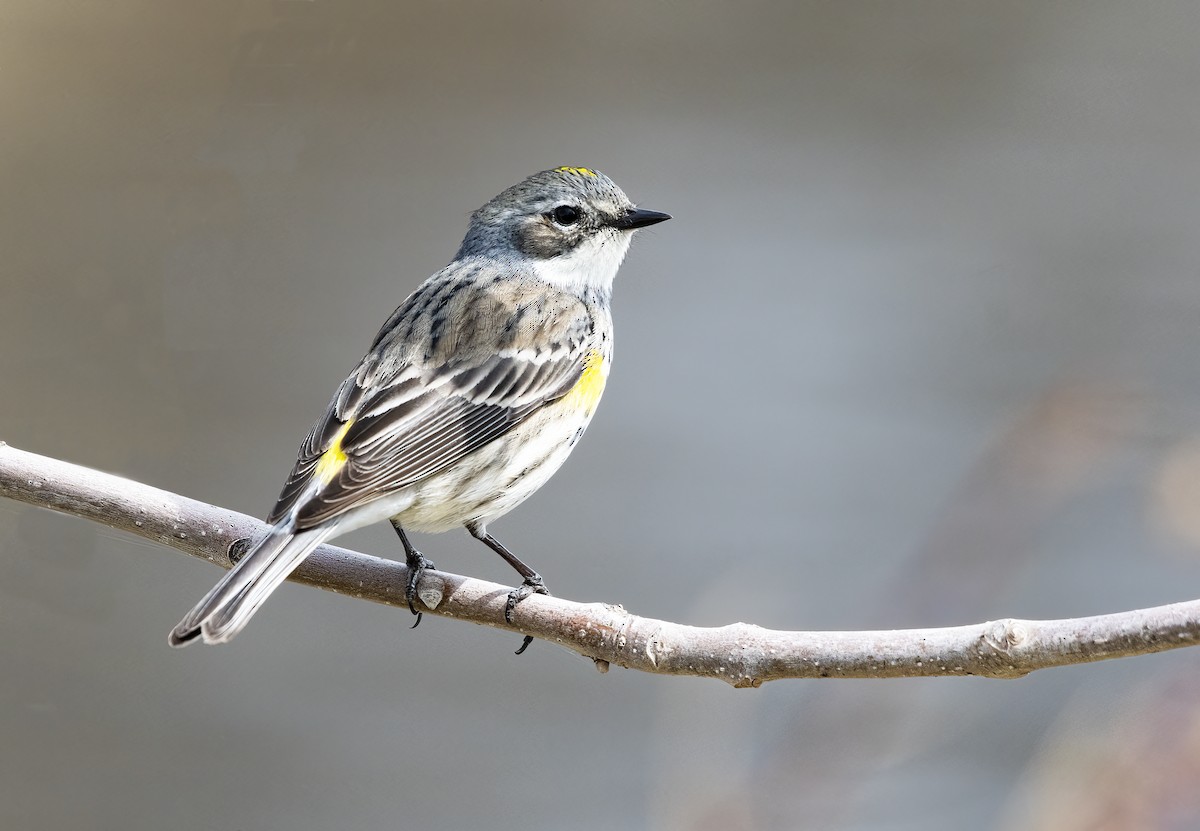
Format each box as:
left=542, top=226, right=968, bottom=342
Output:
left=614, top=208, right=671, bottom=230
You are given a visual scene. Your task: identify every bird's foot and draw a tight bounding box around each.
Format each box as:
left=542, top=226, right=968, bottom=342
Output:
left=506, top=575, right=549, bottom=655
left=404, top=548, right=437, bottom=629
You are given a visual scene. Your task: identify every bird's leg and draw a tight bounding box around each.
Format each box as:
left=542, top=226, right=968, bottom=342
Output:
left=391, top=520, right=435, bottom=628
left=466, top=522, right=550, bottom=655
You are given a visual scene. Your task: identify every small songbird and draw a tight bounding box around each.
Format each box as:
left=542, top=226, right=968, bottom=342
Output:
left=170, top=167, right=669, bottom=647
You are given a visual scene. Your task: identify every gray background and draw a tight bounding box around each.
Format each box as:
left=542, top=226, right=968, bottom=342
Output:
left=5, top=2, right=1200, bottom=829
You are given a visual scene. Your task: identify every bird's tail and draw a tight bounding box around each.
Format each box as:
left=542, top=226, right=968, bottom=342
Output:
left=168, top=523, right=338, bottom=647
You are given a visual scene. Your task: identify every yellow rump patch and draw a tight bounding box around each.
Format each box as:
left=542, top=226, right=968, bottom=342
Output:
left=314, top=420, right=353, bottom=485
left=563, top=350, right=607, bottom=414
left=556, top=166, right=598, bottom=178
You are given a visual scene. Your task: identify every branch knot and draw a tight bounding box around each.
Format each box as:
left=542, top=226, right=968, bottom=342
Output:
left=983, top=618, right=1028, bottom=654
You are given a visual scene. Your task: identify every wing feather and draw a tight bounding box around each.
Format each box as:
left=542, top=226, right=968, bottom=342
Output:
left=267, top=278, right=597, bottom=529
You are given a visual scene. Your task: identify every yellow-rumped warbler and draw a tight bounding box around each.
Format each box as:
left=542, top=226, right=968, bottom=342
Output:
left=170, top=167, right=669, bottom=647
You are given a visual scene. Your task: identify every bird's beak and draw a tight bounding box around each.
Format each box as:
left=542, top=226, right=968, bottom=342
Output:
left=613, top=208, right=672, bottom=230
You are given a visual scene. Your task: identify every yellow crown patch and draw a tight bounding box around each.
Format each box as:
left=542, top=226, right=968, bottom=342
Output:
left=556, top=166, right=598, bottom=178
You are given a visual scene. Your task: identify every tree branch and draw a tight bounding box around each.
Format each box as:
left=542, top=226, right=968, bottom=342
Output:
left=2, top=441, right=1198, bottom=686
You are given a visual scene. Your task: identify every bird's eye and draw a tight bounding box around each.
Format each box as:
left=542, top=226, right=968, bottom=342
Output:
left=550, top=205, right=580, bottom=226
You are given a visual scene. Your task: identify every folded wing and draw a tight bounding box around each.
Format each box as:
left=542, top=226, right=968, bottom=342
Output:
left=268, top=286, right=595, bottom=530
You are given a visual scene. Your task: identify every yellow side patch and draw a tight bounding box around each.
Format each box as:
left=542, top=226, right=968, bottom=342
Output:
left=563, top=350, right=607, bottom=414
left=314, top=420, right=353, bottom=485
left=556, top=166, right=598, bottom=178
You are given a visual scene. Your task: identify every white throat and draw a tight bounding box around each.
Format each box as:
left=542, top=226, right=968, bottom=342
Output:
left=531, top=230, right=633, bottom=294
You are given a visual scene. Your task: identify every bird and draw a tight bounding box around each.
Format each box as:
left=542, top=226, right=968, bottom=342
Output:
left=169, top=166, right=670, bottom=648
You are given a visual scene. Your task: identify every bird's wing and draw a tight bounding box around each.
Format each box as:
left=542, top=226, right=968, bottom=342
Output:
left=267, top=279, right=598, bottom=530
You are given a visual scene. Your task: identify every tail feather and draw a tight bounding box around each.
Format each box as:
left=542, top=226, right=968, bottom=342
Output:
left=168, top=524, right=338, bottom=647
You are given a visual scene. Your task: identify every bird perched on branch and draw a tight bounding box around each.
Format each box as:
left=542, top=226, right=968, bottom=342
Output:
left=170, top=167, right=670, bottom=650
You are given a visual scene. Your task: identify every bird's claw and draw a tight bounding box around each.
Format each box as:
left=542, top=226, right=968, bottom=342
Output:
left=504, top=575, right=549, bottom=623
left=404, top=549, right=437, bottom=628
left=506, top=576, right=549, bottom=655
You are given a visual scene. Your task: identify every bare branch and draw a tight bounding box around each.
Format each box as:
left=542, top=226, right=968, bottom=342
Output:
left=2, top=441, right=1198, bottom=686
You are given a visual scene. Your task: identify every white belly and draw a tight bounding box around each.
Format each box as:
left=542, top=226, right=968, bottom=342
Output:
left=394, top=395, right=599, bottom=533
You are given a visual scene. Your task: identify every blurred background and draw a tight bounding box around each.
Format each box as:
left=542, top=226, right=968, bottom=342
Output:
left=4, top=2, right=1200, bottom=828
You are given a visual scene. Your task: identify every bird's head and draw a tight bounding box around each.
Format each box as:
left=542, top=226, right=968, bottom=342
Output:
left=457, top=167, right=670, bottom=292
